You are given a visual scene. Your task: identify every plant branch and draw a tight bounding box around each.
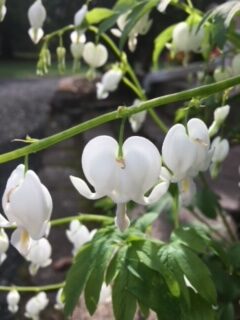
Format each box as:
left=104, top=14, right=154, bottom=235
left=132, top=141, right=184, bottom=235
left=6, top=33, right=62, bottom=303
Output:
left=0, top=75, right=240, bottom=164
left=0, top=282, right=64, bottom=293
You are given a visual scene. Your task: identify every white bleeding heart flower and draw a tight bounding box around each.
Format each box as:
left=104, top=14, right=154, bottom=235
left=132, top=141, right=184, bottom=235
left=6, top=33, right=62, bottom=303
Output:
left=129, top=99, right=147, bottom=132
left=54, top=288, right=64, bottom=310
left=0, top=0, right=7, bottom=22
left=25, top=292, right=48, bottom=320
left=210, top=137, right=230, bottom=178
left=96, top=69, right=122, bottom=99
left=211, top=136, right=229, bottom=163
left=70, top=136, right=168, bottom=231
left=70, top=31, right=86, bottom=44
left=157, top=0, right=171, bottom=13
left=171, top=22, right=204, bottom=55
left=162, top=118, right=210, bottom=182
left=26, top=238, right=52, bottom=276
left=83, top=42, right=108, bottom=68
left=111, top=12, right=152, bottom=52
left=0, top=164, right=53, bottom=256
left=66, top=220, right=96, bottom=255
left=74, top=4, right=87, bottom=27
left=28, top=0, right=46, bottom=44
left=7, top=290, right=20, bottom=314
left=0, top=228, right=9, bottom=265
left=208, top=105, right=230, bottom=137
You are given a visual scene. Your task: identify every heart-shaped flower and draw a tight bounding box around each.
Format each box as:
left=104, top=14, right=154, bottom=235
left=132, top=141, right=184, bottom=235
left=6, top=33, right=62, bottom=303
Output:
left=28, top=0, right=46, bottom=44
left=83, top=42, right=108, bottom=68
left=0, top=164, right=52, bottom=255
left=70, top=136, right=168, bottom=231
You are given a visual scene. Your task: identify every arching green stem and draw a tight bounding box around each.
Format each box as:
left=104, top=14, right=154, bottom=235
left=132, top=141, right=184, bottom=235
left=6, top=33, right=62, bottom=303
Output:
left=0, top=282, right=64, bottom=293
left=0, top=75, right=239, bottom=164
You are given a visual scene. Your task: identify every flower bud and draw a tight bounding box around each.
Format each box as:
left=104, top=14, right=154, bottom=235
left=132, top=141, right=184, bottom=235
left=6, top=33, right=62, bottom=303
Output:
left=56, top=46, right=66, bottom=73
left=83, top=42, right=108, bottom=68
left=0, top=0, right=7, bottom=22
left=74, top=4, right=87, bottom=27
left=7, top=290, right=20, bottom=314
left=54, top=288, right=64, bottom=310
left=25, top=292, right=48, bottom=319
left=66, top=220, right=96, bottom=255
left=26, top=238, right=52, bottom=276
left=208, top=105, right=230, bottom=137
left=28, top=0, right=46, bottom=44
left=96, top=69, right=122, bottom=99
left=129, top=99, right=147, bottom=132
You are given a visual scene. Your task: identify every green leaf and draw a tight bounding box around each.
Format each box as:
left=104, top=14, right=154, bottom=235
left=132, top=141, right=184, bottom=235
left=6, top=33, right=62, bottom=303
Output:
left=119, top=0, right=158, bottom=51
left=133, top=212, right=159, bottom=232
left=86, top=8, right=114, bottom=25
left=84, top=242, right=116, bottom=315
left=63, top=242, right=96, bottom=316
left=105, top=245, right=128, bottom=284
left=113, top=0, right=136, bottom=12
left=228, top=243, right=240, bottom=269
left=137, top=250, right=181, bottom=297
left=195, top=188, right=220, bottom=219
left=152, top=24, right=176, bottom=69
left=99, top=13, right=121, bottom=33
left=171, top=226, right=209, bottom=253
left=183, top=290, right=216, bottom=320
left=219, top=303, right=235, bottom=320
left=112, top=268, right=137, bottom=320
left=173, top=244, right=217, bottom=305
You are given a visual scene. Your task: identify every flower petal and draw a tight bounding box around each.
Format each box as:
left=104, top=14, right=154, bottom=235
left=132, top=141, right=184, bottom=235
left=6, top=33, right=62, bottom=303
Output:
left=11, top=228, right=32, bottom=256
left=138, top=181, right=169, bottom=205
left=70, top=176, right=104, bottom=200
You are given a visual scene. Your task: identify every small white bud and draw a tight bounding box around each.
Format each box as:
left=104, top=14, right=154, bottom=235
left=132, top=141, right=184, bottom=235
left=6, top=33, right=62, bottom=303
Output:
left=7, top=290, right=20, bottom=314
left=28, top=0, right=46, bottom=44
left=74, top=4, right=87, bottom=27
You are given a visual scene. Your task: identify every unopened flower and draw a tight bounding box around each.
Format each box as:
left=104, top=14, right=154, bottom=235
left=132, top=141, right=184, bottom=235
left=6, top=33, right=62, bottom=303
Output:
left=111, top=12, right=152, bottom=52
left=66, top=220, right=96, bottom=255
left=26, top=238, right=52, bottom=275
left=129, top=99, right=147, bottom=132
left=171, top=22, right=204, bottom=61
left=210, top=136, right=229, bottom=178
left=28, top=0, right=46, bottom=44
left=83, top=42, right=108, bottom=68
left=96, top=69, right=122, bottom=99
left=0, top=0, right=7, bottom=22
left=74, top=4, right=87, bottom=27
left=208, top=105, right=230, bottom=137
left=7, top=290, right=20, bottom=314
left=25, top=292, right=48, bottom=320
left=0, top=164, right=53, bottom=256
left=54, top=288, right=64, bottom=310
left=70, top=136, right=168, bottom=231
left=0, top=228, right=9, bottom=264
left=157, top=0, right=171, bottom=13
left=162, top=118, right=210, bottom=182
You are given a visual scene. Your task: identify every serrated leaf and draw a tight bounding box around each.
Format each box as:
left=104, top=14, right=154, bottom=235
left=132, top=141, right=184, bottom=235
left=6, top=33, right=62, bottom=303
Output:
left=173, top=244, right=217, bottom=305
left=159, top=245, right=190, bottom=306
left=152, top=24, right=176, bottom=69
left=84, top=242, right=116, bottom=315
left=63, top=242, right=98, bottom=316
left=112, top=268, right=137, bottom=320
left=137, top=251, right=180, bottom=297
left=132, top=212, right=159, bottom=232
left=105, top=245, right=128, bottom=284
left=86, top=8, right=114, bottom=25
left=119, top=0, right=158, bottom=51
left=195, top=188, right=220, bottom=219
